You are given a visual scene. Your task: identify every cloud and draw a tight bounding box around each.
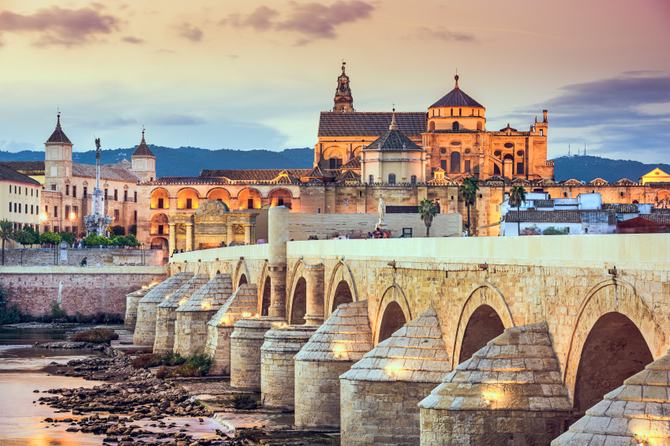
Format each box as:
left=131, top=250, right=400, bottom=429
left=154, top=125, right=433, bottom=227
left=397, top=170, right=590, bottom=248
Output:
left=414, top=26, right=476, bottom=42
left=122, top=36, right=143, bottom=44
left=155, top=114, right=206, bottom=126
left=0, top=5, right=120, bottom=46
left=176, top=23, right=203, bottom=42
left=222, top=1, right=374, bottom=43
left=110, top=117, right=139, bottom=126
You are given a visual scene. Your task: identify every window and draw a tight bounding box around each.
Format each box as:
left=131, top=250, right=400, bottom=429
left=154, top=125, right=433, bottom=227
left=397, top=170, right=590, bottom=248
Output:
left=450, top=152, right=461, bottom=173
left=45, top=226, right=50, bottom=232
left=278, top=198, right=284, bottom=206
left=158, top=198, right=164, bottom=209
left=54, top=206, right=58, bottom=218
left=464, top=148, right=471, bottom=154
left=114, top=209, right=119, bottom=221
left=187, top=198, right=193, bottom=209
left=452, top=121, right=459, bottom=130
left=73, top=206, right=78, bottom=218
left=65, top=205, right=70, bottom=219
left=441, top=160, right=447, bottom=171
left=8, top=202, right=11, bottom=212
left=464, top=160, right=471, bottom=173
left=388, top=173, right=396, bottom=184
left=247, top=198, right=253, bottom=209
left=329, top=158, right=342, bottom=169
left=104, top=189, right=108, bottom=200
left=51, top=184, right=56, bottom=191
left=540, top=130, right=544, bottom=136
left=114, top=189, right=118, bottom=201
left=18, top=186, right=21, bottom=195
left=369, top=175, right=374, bottom=183
left=477, top=122, right=482, bottom=131
left=54, top=226, right=59, bottom=233
left=66, top=185, right=69, bottom=196
left=134, top=191, right=137, bottom=202
left=31, top=205, right=33, bottom=215
left=36, top=190, right=38, bottom=198
left=411, top=175, right=417, bottom=184
left=134, top=210, right=137, bottom=223
left=8, top=185, right=10, bottom=193
left=450, top=108, right=453, bottom=116
left=459, top=108, right=462, bottom=116
left=124, top=190, right=128, bottom=202
left=45, top=205, right=48, bottom=215
left=517, top=162, right=524, bottom=175
left=158, top=225, right=164, bottom=235
left=72, top=186, right=77, bottom=198
left=517, top=150, right=524, bottom=157
left=440, top=148, right=447, bottom=154
left=83, top=187, right=87, bottom=198
left=18, top=204, right=21, bottom=213
left=14, top=203, right=17, bottom=212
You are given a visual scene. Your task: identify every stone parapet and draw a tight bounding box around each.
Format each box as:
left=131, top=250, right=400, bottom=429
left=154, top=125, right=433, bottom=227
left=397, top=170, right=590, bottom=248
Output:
left=133, top=272, right=193, bottom=347
left=230, top=317, right=283, bottom=390
left=124, top=283, right=156, bottom=331
left=551, top=351, right=670, bottom=446
left=174, top=274, right=233, bottom=357
left=260, top=326, right=317, bottom=410
left=419, top=321, right=572, bottom=446
left=205, top=283, right=258, bottom=375
left=340, top=308, right=450, bottom=446
left=294, top=300, right=373, bottom=428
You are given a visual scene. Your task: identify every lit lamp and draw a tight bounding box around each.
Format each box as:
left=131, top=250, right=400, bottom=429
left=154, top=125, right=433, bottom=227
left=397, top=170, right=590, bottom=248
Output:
left=70, top=212, right=76, bottom=221
left=40, top=212, right=48, bottom=221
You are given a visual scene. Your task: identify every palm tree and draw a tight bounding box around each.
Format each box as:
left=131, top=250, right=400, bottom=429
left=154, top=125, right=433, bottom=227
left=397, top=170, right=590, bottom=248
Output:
left=508, top=186, right=527, bottom=236
left=460, top=177, right=479, bottom=236
left=418, top=198, right=439, bottom=237
left=0, top=219, right=14, bottom=265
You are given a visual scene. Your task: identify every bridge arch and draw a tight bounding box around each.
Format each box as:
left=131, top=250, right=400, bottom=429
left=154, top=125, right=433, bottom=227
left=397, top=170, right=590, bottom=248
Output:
left=287, top=260, right=307, bottom=325
left=325, top=260, right=359, bottom=318
left=564, top=279, right=663, bottom=406
left=233, top=258, right=251, bottom=291
left=452, top=283, right=515, bottom=366
left=258, top=262, right=271, bottom=317
left=373, top=284, right=412, bottom=345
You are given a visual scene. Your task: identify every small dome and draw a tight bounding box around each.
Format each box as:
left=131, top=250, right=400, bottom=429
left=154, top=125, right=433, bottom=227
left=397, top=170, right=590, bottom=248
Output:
left=195, top=199, right=230, bottom=214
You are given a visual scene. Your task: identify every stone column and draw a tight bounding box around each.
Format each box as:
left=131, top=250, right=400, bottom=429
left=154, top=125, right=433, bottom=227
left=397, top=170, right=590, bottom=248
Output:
left=226, top=223, right=234, bottom=245
left=168, top=223, right=176, bottom=253
left=303, top=263, right=325, bottom=326
left=268, top=206, right=289, bottom=319
left=185, top=223, right=193, bottom=251
left=243, top=224, right=251, bottom=245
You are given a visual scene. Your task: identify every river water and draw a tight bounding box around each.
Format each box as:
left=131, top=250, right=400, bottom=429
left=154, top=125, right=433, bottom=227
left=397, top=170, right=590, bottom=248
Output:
left=0, top=326, right=108, bottom=446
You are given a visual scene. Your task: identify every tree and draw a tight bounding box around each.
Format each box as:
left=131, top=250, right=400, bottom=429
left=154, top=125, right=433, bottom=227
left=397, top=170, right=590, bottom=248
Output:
left=60, top=232, right=76, bottom=245
left=418, top=198, right=439, bottom=237
left=15, top=226, right=40, bottom=246
left=0, top=219, right=14, bottom=265
left=110, top=225, right=125, bottom=236
left=460, top=177, right=479, bottom=236
left=509, top=186, right=527, bottom=236
left=40, top=231, right=61, bottom=246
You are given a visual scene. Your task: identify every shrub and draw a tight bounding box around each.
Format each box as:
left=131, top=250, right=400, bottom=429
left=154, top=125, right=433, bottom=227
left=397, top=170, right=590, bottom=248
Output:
left=183, top=351, right=213, bottom=375
left=156, top=366, right=169, bottom=379
left=163, top=352, right=186, bottom=366
left=40, top=231, right=61, bottom=245
left=153, top=351, right=213, bottom=378
left=82, top=234, right=108, bottom=247
left=132, top=353, right=161, bottom=369
left=50, top=301, right=66, bottom=318
left=15, top=227, right=40, bottom=245
left=71, top=328, right=119, bottom=343
left=60, top=232, right=76, bottom=245
left=232, top=394, right=258, bottom=410
left=542, top=226, right=570, bottom=235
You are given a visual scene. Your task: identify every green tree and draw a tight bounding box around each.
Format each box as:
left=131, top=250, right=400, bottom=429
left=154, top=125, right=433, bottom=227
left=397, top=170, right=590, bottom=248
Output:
left=40, top=231, right=61, bottom=246
left=15, top=226, right=40, bottom=246
left=509, top=186, right=527, bottom=236
left=82, top=233, right=109, bottom=246
left=0, top=219, right=14, bottom=266
left=460, top=177, right=479, bottom=236
left=60, top=232, right=76, bottom=245
left=110, top=225, right=125, bottom=236
left=418, top=198, right=439, bottom=237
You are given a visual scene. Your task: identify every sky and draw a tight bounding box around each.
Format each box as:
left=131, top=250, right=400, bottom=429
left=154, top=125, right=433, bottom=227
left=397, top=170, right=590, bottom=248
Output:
left=0, top=0, right=669, bottom=163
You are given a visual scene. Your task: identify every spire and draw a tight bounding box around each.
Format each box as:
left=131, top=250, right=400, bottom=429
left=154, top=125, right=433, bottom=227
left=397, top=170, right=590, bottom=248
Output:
left=334, top=61, right=354, bottom=113
left=454, top=71, right=459, bottom=89
left=132, top=127, right=155, bottom=157
left=141, top=125, right=146, bottom=143
left=56, top=109, right=62, bottom=129
left=46, top=110, right=72, bottom=144
left=389, top=105, right=398, bottom=130
left=342, top=60, right=346, bottom=74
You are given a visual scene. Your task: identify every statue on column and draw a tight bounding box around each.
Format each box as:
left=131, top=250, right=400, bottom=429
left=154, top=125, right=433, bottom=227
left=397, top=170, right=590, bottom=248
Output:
left=378, top=197, right=386, bottom=227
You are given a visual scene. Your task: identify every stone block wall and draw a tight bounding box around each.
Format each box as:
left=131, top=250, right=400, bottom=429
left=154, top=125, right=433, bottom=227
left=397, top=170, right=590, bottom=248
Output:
left=173, top=311, right=216, bottom=357
left=230, top=318, right=280, bottom=390
left=294, top=360, right=352, bottom=428
left=0, top=266, right=165, bottom=317
left=2, top=248, right=163, bottom=267
left=205, top=324, right=234, bottom=375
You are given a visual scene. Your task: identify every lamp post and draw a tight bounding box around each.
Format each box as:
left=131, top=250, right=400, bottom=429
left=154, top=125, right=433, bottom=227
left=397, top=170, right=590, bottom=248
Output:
left=141, top=242, right=145, bottom=266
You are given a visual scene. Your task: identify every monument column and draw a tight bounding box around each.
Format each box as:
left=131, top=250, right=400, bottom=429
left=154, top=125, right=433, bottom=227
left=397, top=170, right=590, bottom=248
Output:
left=268, top=206, right=289, bottom=319
left=168, top=223, right=176, bottom=253
left=185, top=223, right=193, bottom=251
left=303, top=263, right=325, bottom=326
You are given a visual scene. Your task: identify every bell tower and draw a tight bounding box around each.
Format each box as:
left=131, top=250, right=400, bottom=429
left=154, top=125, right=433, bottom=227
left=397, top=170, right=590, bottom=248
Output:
left=131, top=127, right=156, bottom=182
left=44, top=111, right=73, bottom=193
left=333, top=61, right=354, bottom=113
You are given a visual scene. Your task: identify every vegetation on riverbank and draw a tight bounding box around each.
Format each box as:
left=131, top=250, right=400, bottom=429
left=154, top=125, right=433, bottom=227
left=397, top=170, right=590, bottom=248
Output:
left=71, top=328, right=119, bottom=343
left=133, top=351, right=213, bottom=377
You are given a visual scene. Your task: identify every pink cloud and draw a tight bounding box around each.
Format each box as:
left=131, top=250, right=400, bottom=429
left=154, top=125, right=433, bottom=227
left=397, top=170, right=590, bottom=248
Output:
left=0, top=5, right=119, bottom=46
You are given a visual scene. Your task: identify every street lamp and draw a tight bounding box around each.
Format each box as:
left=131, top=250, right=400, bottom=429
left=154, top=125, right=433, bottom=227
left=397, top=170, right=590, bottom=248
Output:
left=141, top=242, right=145, bottom=266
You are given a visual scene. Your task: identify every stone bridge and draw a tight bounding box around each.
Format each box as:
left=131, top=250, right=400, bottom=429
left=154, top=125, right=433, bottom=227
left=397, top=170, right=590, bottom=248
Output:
left=144, top=207, right=669, bottom=445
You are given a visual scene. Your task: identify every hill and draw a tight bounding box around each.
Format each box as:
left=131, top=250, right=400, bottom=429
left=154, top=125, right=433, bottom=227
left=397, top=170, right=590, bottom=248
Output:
left=551, top=155, right=670, bottom=183
left=0, top=146, right=314, bottom=178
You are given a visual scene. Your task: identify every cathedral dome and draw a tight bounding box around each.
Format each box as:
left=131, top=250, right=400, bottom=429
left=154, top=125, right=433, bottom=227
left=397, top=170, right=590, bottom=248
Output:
left=429, top=75, right=484, bottom=109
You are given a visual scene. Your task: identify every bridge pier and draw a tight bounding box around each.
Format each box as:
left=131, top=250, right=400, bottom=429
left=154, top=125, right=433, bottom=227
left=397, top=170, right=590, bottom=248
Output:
left=340, top=308, right=450, bottom=446
left=154, top=274, right=209, bottom=355
left=174, top=274, right=233, bottom=358
left=205, top=283, right=258, bottom=375
left=303, top=263, right=325, bottom=326
left=133, top=272, right=193, bottom=347
left=419, top=321, right=572, bottom=446
left=230, top=317, right=283, bottom=390
left=260, top=326, right=317, bottom=409
left=294, top=300, right=373, bottom=429
left=124, top=283, right=156, bottom=331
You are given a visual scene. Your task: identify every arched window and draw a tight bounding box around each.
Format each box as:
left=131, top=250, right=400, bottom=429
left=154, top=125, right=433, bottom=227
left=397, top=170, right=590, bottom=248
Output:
left=369, top=175, right=374, bottom=184
left=429, top=121, right=435, bottom=131
left=410, top=175, right=417, bottom=184
left=452, top=121, right=460, bottom=130
left=450, top=151, right=461, bottom=173
left=477, top=122, right=483, bottom=131
left=459, top=108, right=462, bottom=116
left=388, top=173, right=396, bottom=184
left=540, top=129, right=544, bottom=136
left=494, top=164, right=501, bottom=175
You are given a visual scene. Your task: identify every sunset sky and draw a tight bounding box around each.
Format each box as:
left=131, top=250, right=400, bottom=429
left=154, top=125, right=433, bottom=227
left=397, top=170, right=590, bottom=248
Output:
left=0, top=0, right=668, bottom=163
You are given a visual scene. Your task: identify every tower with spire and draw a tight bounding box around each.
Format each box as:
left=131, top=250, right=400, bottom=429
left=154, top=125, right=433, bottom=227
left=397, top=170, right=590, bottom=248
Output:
left=131, top=127, right=156, bottom=182
left=44, top=111, right=73, bottom=193
left=333, top=61, right=354, bottom=113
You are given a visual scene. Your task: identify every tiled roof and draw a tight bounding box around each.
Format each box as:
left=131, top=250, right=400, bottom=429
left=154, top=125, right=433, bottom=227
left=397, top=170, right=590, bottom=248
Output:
left=334, top=169, right=360, bottom=182
left=645, top=213, right=670, bottom=224
left=72, top=163, right=140, bottom=183
left=560, top=179, right=584, bottom=186
left=601, top=203, right=639, bottom=213
left=132, top=132, right=155, bottom=157
left=318, top=112, right=426, bottom=137
left=0, top=161, right=45, bottom=174
left=505, top=210, right=617, bottom=225
left=587, top=177, right=610, bottom=186
left=362, top=128, right=424, bottom=153
left=614, top=178, right=637, bottom=186
left=0, top=165, right=43, bottom=185
left=303, top=166, right=329, bottom=178
left=201, top=169, right=309, bottom=180
left=340, top=156, right=361, bottom=170
left=429, top=84, right=484, bottom=109
left=148, top=177, right=230, bottom=186
left=46, top=115, right=72, bottom=144
left=533, top=199, right=554, bottom=208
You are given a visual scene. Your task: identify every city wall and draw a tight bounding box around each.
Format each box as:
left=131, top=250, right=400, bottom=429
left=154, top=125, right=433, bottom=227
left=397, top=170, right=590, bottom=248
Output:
left=0, top=266, right=166, bottom=317
left=1, top=248, right=164, bottom=267
left=169, top=234, right=670, bottom=403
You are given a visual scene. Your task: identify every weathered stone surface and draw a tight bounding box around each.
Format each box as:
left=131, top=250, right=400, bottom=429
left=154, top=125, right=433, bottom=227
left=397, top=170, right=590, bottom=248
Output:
left=153, top=274, right=209, bottom=354
left=230, top=317, right=282, bottom=390
left=552, top=351, right=670, bottom=446
left=341, top=307, right=450, bottom=446
left=419, top=322, right=572, bottom=446
left=294, top=300, right=373, bottom=428
left=124, top=283, right=156, bottom=331
left=133, top=272, right=193, bottom=347
left=261, top=325, right=317, bottom=410
left=174, top=274, right=233, bottom=358
left=205, top=283, right=258, bottom=375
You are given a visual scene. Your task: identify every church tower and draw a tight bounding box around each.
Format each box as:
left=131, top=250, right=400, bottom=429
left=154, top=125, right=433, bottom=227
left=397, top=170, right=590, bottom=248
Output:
left=44, top=112, right=73, bottom=193
left=333, top=61, right=354, bottom=113
left=131, top=128, right=156, bottom=182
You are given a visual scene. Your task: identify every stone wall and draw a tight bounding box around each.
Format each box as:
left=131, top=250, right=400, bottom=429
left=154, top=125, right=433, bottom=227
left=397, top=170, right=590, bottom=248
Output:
left=1, top=248, right=164, bottom=267
left=0, top=266, right=166, bottom=317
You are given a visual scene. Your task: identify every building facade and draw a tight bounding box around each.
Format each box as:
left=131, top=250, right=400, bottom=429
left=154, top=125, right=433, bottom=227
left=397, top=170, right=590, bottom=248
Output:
left=0, top=165, right=42, bottom=231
